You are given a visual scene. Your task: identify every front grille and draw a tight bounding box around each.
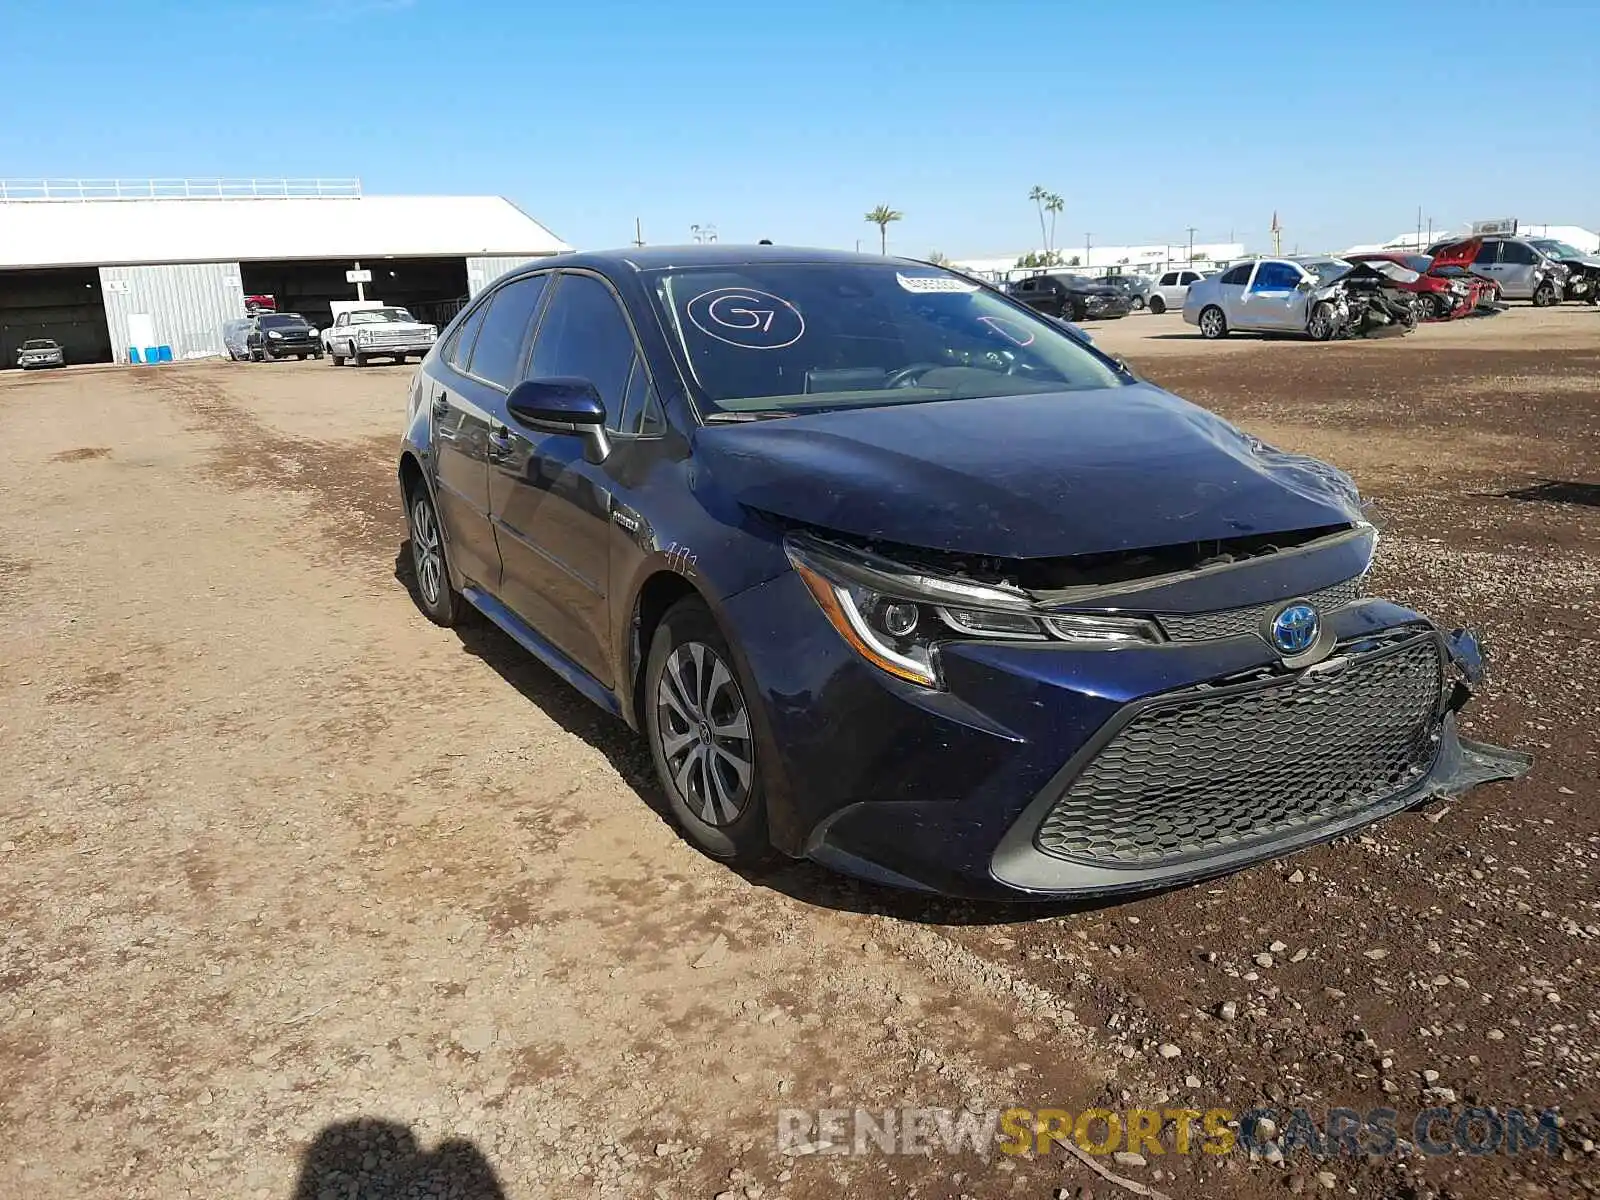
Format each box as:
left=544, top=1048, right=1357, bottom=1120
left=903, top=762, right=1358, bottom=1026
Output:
left=1157, top=576, right=1362, bottom=642
left=1034, top=634, right=1443, bottom=866
left=366, top=327, right=427, bottom=344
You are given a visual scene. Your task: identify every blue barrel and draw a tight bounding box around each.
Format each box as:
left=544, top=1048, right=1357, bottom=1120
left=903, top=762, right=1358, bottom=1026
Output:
left=128, top=347, right=141, bottom=363
left=157, top=345, right=173, bottom=363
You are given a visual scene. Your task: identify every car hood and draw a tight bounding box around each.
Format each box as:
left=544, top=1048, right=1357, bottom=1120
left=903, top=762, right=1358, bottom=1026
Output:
left=1428, top=238, right=1480, bottom=269
left=691, top=386, right=1364, bottom=558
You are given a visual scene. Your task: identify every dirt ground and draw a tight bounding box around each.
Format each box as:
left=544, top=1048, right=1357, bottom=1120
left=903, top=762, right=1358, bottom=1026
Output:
left=0, top=305, right=1596, bottom=1200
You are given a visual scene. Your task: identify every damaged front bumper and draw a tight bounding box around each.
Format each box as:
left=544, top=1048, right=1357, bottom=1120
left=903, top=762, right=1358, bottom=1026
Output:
left=720, top=528, right=1530, bottom=900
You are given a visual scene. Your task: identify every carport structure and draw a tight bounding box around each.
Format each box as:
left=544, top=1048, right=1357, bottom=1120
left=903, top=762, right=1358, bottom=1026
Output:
left=0, top=179, right=572, bottom=365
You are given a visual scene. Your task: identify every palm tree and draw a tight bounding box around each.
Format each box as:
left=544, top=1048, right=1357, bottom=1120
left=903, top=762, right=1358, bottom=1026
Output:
left=1028, top=185, right=1048, bottom=253
left=1045, top=193, right=1064, bottom=256
left=927, top=250, right=949, bottom=266
left=864, top=205, right=902, bottom=254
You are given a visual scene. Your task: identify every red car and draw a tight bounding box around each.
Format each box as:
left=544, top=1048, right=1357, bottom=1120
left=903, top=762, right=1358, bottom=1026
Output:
left=1347, top=242, right=1495, bottom=320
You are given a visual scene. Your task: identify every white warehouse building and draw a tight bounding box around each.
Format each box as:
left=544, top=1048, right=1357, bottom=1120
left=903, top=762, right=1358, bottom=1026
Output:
left=0, top=179, right=572, bottom=366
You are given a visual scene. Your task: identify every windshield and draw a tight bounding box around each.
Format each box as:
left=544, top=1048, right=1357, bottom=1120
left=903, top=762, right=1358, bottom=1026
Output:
left=1393, top=254, right=1431, bottom=273
left=650, top=263, right=1124, bottom=416
left=349, top=307, right=416, bottom=324
left=259, top=314, right=309, bottom=329
left=1533, top=240, right=1585, bottom=259
left=22, top=339, right=54, bottom=349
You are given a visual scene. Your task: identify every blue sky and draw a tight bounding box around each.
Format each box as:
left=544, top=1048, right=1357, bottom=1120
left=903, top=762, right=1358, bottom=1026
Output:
left=2, top=0, right=1596, bottom=257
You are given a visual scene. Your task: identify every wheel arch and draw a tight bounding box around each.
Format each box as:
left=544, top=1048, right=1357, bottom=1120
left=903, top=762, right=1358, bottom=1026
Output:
left=623, top=569, right=707, bottom=732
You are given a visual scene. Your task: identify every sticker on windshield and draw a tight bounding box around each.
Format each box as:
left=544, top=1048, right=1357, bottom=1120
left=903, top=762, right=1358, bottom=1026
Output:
left=896, top=272, right=979, bottom=294
left=977, top=315, right=1035, bottom=347
left=685, top=288, right=805, bottom=350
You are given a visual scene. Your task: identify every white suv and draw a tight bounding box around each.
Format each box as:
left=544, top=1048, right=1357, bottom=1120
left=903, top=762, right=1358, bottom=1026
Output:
left=1148, top=267, right=1212, bottom=314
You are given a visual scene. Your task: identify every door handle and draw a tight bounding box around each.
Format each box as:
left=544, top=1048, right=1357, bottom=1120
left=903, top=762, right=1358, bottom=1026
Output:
left=487, top=425, right=514, bottom=457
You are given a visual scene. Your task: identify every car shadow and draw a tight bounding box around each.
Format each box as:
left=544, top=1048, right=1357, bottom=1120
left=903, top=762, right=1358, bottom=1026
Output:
left=1489, top=479, right=1600, bottom=508
left=394, top=546, right=1151, bottom=926
left=289, top=1117, right=505, bottom=1199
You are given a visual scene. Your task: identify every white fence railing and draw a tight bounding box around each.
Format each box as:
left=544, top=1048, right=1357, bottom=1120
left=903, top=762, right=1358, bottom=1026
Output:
left=0, top=178, right=363, bottom=202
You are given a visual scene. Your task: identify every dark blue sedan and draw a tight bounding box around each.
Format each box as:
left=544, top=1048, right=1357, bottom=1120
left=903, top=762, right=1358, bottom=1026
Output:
left=396, top=246, right=1526, bottom=899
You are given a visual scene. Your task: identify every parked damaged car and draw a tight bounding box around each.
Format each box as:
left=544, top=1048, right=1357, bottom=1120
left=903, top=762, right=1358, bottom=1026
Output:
left=398, top=245, right=1528, bottom=900
left=1185, top=257, right=1419, bottom=340
left=1345, top=248, right=1498, bottom=320
left=1528, top=238, right=1600, bottom=304
left=1426, top=236, right=1568, bottom=306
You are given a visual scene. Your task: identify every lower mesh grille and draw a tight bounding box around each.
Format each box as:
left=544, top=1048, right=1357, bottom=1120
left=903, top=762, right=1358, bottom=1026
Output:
left=1035, top=635, right=1444, bottom=866
left=1157, top=576, right=1363, bottom=642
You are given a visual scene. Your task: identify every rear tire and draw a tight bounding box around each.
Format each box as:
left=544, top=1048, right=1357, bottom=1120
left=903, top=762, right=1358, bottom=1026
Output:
left=1131, top=296, right=1145, bottom=310
left=330, top=345, right=344, bottom=365
left=645, top=598, right=771, bottom=866
left=406, top=483, right=460, bottom=627
left=1198, top=305, right=1228, bottom=339
left=1148, top=295, right=1166, bottom=314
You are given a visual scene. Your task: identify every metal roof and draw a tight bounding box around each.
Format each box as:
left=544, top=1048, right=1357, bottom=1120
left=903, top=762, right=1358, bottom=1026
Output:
left=0, top=193, right=572, bottom=270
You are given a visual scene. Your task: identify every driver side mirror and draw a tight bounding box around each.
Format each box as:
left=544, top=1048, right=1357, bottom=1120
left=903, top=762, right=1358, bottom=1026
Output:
left=507, top=377, right=611, bottom=463
left=1296, top=278, right=1314, bottom=291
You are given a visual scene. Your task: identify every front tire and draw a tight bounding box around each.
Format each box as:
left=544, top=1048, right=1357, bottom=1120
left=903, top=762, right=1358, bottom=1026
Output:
left=1198, top=305, right=1228, bottom=339
left=1148, top=295, right=1166, bottom=314
left=406, top=484, right=460, bottom=627
left=1307, top=302, right=1338, bottom=341
left=645, top=599, right=770, bottom=865
left=352, top=342, right=367, bottom=367
left=1533, top=281, right=1559, bottom=307
left=1131, top=296, right=1145, bottom=310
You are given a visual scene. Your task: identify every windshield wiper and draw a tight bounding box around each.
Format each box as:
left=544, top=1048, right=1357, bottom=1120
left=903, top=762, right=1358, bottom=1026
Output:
left=704, top=410, right=799, bottom=422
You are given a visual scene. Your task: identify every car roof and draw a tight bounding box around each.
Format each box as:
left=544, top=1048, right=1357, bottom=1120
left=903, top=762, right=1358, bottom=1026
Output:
left=505, top=244, right=913, bottom=277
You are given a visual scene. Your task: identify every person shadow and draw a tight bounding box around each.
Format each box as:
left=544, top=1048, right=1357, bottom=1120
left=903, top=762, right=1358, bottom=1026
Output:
left=289, top=1118, right=505, bottom=1200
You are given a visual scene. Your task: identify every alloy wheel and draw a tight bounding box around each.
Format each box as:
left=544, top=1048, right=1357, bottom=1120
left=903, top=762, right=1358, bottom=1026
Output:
left=1200, top=307, right=1225, bottom=338
left=410, top=495, right=444, bottom=605
left=655, top=642, right=754, bottom=826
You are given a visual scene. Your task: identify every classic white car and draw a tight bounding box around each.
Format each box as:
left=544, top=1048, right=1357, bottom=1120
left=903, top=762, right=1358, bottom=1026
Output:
left=323, top=306, right=438, bottom=366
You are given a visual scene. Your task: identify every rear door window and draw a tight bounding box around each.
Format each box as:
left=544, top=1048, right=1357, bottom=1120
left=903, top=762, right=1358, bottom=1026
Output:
left=1220, top=263, right=1253, bottom=286
left=1501, top=241, right=1537, bottom=265
left=445, top=302, right=489, bottom=373
left=1474, top=242, right=1501, bottom=265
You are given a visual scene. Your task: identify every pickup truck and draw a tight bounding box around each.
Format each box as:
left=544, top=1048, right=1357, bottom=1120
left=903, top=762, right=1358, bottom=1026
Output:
left=323, top=306, right=439, bottom=366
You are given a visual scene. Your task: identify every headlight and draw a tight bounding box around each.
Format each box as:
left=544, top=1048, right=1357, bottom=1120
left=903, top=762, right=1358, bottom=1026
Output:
left=785, top=537, right=1162, bottom=690
left=267, top=330, right=282, bottom=339
left=357, top=329, right=371, bottom=341
left=424, top=326, right=437, bottom=339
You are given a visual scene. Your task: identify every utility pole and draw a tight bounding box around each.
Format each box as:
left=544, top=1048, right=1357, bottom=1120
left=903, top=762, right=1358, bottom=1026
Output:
left=1084, top=232, right=1092, bottom=268
left=633, top=217, right=644, bottom=248
left=1426, top=216, right=1433, bottom=245
left=1416, top=205, right=1422, bottom=250
left=1186, top=226, right=1197, bottom=264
